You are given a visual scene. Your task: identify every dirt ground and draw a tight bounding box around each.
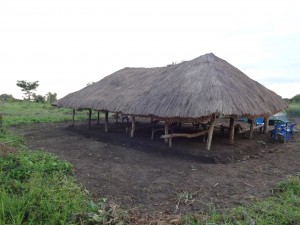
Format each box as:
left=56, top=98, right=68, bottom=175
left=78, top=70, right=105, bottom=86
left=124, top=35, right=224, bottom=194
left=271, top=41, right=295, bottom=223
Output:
left=12, top=119, right=300, bottom=217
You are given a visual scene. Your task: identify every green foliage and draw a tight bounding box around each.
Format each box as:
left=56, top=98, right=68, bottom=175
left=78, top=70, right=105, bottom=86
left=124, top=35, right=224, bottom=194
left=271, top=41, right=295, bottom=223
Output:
left=290, top=94, right=300, bottom=104
left=45, top=92, right=57, bottom=103
left=286, top=103, right=300, bottom=118
left=183, top=176, right=300, bottom=225
left=32, top=93, right=46, bottom=103
left=0, top=94, right=17, bottom=102
left=0, top=150, right=87, bottom=225
left=16, top=80, right=39, bottom=100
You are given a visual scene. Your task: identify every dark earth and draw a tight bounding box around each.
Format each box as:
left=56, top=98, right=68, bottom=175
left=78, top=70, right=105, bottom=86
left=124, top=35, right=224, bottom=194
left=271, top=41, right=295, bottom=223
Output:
left=12, top=119, right=300, bottom=219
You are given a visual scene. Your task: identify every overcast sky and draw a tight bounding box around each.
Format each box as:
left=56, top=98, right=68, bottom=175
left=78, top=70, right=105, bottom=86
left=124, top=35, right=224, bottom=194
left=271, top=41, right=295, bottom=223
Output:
left=1, top=0, right=299, bottom=100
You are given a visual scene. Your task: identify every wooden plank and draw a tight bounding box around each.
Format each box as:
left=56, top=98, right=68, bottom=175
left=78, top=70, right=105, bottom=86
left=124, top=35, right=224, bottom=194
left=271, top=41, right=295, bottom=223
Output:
left=105, top=111, right=109, bottom=133
left=130, top=116, right=135, bottom=137
left=161, top=130, right=207, bottom=139
left=206, top=114, right=216, bottom=150
left=229, top=117, right=235, bottom=144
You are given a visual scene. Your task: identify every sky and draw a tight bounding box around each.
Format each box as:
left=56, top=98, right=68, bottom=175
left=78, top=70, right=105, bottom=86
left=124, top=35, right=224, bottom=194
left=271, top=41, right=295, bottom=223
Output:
left=0, top=0, right=299, bottom=100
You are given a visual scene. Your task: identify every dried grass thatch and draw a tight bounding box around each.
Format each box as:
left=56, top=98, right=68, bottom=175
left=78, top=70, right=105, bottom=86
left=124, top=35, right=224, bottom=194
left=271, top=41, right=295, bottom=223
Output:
left=54, top=53, right=287, bottom=120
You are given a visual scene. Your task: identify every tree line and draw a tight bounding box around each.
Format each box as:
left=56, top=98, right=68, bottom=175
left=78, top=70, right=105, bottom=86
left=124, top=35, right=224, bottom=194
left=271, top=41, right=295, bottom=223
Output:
left=0, top=80, right=57, bottom=103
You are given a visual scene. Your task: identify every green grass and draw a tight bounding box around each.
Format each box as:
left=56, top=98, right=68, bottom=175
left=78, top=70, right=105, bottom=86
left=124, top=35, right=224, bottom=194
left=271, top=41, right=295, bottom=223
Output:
left=0, top=101, right=99, bottom=128
left=0, top=101, right=126, bottom=224
left=182, top=176, right=300, bottom=225
left=0, top=150, right=87, bottom=225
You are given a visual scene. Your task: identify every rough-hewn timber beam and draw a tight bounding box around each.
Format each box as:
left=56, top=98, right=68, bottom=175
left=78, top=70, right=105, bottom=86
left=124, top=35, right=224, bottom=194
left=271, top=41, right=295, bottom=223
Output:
left=229, top=117, right=235, bottom=144
left=206, top=114, right=216, bottom=150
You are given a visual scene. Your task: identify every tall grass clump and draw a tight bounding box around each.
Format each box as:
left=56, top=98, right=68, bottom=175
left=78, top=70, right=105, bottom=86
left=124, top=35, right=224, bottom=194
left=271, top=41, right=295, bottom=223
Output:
left=0, top=150, right=87, bottom=225
left=183, top=176, right=300, bottom=225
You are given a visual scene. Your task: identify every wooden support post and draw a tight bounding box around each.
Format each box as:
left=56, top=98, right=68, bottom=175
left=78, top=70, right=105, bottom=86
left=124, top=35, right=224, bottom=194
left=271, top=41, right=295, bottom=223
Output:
left=72, top=109, right=75, bottom=126
left=206, top=114, right=216, bottom=150
left=130, top=116, right=135, bottom=137
left=229, top=117, right=235, bottom=144
left=116, top=113, right=119, bottom=123
left=263, top=117, right=269, bottom=134
left=249, top=119, right=254, bottom=139
left=164, top=121, right=169, bottom=143
left=88, top=109, right=92, bottom=127
left=105, top=111, right=109, bottom=133
left=96, top=111, right=100, bottom=125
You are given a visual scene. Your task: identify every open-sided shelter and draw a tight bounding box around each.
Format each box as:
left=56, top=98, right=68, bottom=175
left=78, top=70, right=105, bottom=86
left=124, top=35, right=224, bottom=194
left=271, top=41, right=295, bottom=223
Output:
left=54, top=53, right=288, bottom=149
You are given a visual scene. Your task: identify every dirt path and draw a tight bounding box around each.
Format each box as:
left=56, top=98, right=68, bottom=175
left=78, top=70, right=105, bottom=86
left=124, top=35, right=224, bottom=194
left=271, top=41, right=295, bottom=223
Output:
left=13, top=121, right=300, bottom=215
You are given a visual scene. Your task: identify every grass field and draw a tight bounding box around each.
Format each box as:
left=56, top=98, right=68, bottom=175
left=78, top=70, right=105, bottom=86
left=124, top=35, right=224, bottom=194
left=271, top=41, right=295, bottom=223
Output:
left=0, top=101, right=98, bottom=128
left=0, top=101, right=300, bottom=224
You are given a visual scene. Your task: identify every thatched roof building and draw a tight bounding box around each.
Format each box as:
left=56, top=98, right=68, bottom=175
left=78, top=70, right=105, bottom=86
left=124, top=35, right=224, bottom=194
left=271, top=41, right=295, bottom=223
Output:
left=54, top=53, right=287, bottom=149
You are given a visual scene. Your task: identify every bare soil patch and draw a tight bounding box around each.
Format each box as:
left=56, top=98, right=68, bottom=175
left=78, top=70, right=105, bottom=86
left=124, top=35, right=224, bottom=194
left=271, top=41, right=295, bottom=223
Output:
left=12, top=120, right=300, bottom=216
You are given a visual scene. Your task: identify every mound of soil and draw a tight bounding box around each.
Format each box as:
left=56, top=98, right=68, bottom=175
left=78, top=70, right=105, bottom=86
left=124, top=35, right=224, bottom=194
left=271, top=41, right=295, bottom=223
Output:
left=12, top=120, right=300, bottom=217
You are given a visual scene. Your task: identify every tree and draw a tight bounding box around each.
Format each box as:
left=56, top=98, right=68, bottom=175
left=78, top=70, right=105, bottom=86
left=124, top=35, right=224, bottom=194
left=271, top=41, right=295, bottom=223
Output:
left=32, top=93, right=45, bottom=103
left=45, top=92, right=57, bottom=104
left=16, top=80, right=39, bottom=100
left=0, top=94, right=16, bottom=102
left=290, top=94, right=300, bottom=104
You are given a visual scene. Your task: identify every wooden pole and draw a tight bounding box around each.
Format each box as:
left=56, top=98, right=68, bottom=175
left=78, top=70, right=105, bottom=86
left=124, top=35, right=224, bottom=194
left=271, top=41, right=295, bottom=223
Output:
left=116, top=113, right=119, bottom=123
left=105, top=111, right=109, bottom=133
left=97, top=111, right=100, bottom=125
left=72, top=109, right=75, bottom=126
left=263, top=117, right=269, bottom=134
left=88, top=109, right=92, bottom=127
left=249, top=119, right=254, bottom=139
left=164, top=121, right=169, bottom=143
left=229, top=117, right=235, bottom=144
left=206, top=114, right=216, bottom=150
left=130, top=116, right=135, bottom=137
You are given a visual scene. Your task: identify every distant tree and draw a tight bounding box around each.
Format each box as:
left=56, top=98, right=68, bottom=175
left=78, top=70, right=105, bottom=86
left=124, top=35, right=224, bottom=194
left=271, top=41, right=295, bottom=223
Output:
left=0, top=94, right=15, bottom=102
left=32, top=93, right=45, bottom=103
left=16, top=80, right=39, bottom=100
left=45, top=92, right=57, bottom=104
left=290, top=94, right=300, bottom=104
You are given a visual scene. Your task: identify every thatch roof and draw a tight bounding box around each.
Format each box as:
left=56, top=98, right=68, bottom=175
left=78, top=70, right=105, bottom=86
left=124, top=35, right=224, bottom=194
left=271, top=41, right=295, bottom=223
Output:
left=54, top=53, right=287, bottom=120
